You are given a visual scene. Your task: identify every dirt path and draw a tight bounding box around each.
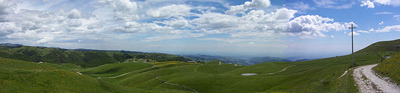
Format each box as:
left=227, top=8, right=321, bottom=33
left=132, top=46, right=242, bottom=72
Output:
left=146, top=73, right=198, bottom=92
left=353, top=64, right=400, bottom=93
left=265, top=65, right=294, bottom=75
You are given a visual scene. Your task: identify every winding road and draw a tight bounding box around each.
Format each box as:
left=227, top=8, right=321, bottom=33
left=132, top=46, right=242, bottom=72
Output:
left=353, top=64, right=400, bottom=93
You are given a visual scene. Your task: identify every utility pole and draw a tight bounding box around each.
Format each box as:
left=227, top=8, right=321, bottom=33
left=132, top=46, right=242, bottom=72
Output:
left=349, top=24, right=356, bottom=67
left=376, top=43, right=379, bottom=63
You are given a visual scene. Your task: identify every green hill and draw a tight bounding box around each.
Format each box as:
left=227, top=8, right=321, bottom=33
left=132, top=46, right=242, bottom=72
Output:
left=2, top=39, right=400, bottom=92
left=373, top=51, right=400, bottom=84
left=357, top=39, right=400, bottom=54
left=0, top=57, right=141, bottom=92
left=0, top=43, right=190, bottom=68
left=0, top=57, right=189, bottom=93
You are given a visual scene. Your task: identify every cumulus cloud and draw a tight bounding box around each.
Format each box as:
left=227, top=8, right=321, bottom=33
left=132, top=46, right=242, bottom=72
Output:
left=0, top=0, right=17, bottom=22
left=68, top=9, right=81, bottom=19
left=0, top=22, right=21, bottom=36
left=0, top=0, right=358, bottom=44
left=348, top=31, right=360, bottom=36
left=111, top=21, right=176, bottom=34
left=226, top=0, right=271, bottom=14
left=98, top=0, right=139, bottom=20
left=361, top=0, right=400, bottom=8
left=157, top=18, right=190, bottom=28
left=361, top=0, right=375, bottom=8
left=35, top=37, right=54, bottom=44
left=68, top=19, right=82, bottom=27
left=147, top=4, right=192, bottom=19
left=286, top=15, right=349, bottom=38
left=374, top=25, right=400, bottom=32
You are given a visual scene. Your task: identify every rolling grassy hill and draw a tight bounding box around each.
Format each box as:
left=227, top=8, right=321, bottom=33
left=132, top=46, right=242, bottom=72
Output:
left=0, top=43, right=190, bottom=68
left=2, top=39, right=400, bottom=92
left=0, top=57, right=189, bottom=93
left=80, top=39, right=400, bottom=92
left=79, top=52, right=379, bottom=92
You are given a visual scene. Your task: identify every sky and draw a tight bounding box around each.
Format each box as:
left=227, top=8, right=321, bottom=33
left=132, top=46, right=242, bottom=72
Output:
left=0, top=0, right=399, bottom=59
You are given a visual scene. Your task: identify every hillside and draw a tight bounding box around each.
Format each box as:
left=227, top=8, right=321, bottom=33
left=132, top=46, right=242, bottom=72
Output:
left=373, top=51, right=400, bottom=84
left=357, top=39, right=400, bottom=54
left=0, top=43, right=190, bottom=68
left=1, top=39, right=400, bottom=92
left=0, top=57, right=139, bottom=92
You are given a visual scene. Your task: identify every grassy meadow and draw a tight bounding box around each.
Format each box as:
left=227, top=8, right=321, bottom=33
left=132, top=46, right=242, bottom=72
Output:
left=1, top=39, right=400, bottom=92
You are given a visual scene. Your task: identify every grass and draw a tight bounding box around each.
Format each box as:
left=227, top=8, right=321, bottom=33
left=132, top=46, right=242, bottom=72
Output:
left=2, top=39, right=400, bottom=92
left=84, top=52, right=377, bottom=92
left=373, top=52, right=400, bottom=85
left=80, top=62, right=153, bottom=77
left=0, top=57, right=188, bottom=93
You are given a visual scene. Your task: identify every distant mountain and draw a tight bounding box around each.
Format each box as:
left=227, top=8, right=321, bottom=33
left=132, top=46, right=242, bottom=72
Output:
left=182, top=54, right=246, bottom=65
left=183, top=54, right=293, bottom=65
left=293, top=59, right=314, bottom=62
left=246, top=56, right=291, bottom=65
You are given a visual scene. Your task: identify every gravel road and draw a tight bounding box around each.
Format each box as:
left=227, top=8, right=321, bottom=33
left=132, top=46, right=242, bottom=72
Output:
left=353, top=64, right=400, bottom=93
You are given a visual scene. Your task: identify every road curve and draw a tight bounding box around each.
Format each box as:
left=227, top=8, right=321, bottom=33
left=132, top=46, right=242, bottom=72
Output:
left=353, top=64, right=400, bottom=93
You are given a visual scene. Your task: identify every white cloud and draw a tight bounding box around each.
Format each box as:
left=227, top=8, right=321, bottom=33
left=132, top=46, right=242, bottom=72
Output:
left=35, top=37, right=54, bottom=44
left=374, top=25, right=400, bottom=32
left=330, top=35, right=334, bottom=38
left=357, top=30, right=370, bottom=33
left=226, top=0, right=271, bottom=14
left=249, top=42, right=255, bottom=45
left=313, top=0, right=356, bottom=9
left=379, top=21, right=384, bottom=25
left=375, top=12, right=394, bottom=14
left=286, top=15, right=349, bottom=38
left=0, top=0, right=357, bottom=45
left=394, top=15, right=400, bottom=21
left=369, top=28, right=375, bottom=31
left=147, top=4, right=192, bottom=19
left=361, top=0, right=400, bottom=8
left=286, top=2, right=315, bottom=13
left=98, top=0, right=139, bottom=21
left=361, top=0, right=375, bottom=8
left=347, top=31, right=360, bottom=36
left=68, top=19, right=82, bottom=27
left=157, top=18, right=190, bottom=28
left=68, top=9, right=81, bottom=19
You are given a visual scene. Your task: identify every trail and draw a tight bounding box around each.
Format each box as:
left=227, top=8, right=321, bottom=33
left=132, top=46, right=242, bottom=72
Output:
left=353, top=64, right=400, bottom=93
left=265, top=65, right=294, bottom=75
left=147, top=73, right=198, bottom=93
left=339, top=70, right=348, bottom=79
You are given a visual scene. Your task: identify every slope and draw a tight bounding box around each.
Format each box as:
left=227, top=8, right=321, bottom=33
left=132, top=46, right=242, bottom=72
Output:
left=0, top=57, right=188, bottom=93
left=87, top=39, right=400, bottom=92
left=373, top=51, right=400, bottom=84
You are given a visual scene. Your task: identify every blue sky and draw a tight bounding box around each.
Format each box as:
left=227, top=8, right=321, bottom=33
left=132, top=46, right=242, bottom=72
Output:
left=0, top=0, right=399, bottom=59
